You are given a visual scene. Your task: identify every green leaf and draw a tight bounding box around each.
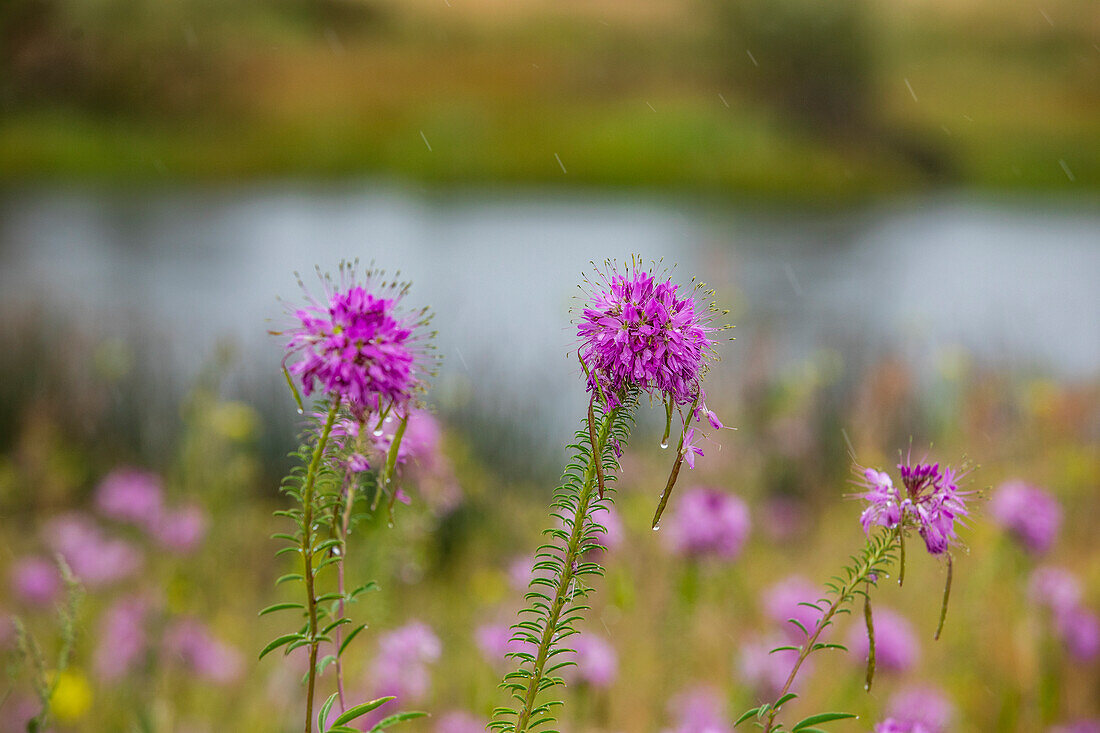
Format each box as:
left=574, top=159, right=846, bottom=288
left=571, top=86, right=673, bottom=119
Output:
left=259, top=602, right=304, bottom=616
left=368, top=711, right=428, bottom=731
left=775, top=693, right=798, bottom=709
left=258, top=634, right=299, bottom=660
left=318, top=692, right=339, bottom=732
left=339, top=624, right=367, bottom=656
left=735, top=707, right=762, bottom=726
left=792, top=712, right=858, bottom=730
left=331, top=697, right=396, bottom=727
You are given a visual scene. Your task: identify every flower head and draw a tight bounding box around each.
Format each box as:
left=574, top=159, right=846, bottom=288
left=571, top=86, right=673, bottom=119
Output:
left=282, top=264, right=432, bottom=419
left=989, top=480, right=1062, bottom=554
left=1030, top=566, right=1082, bottom=614
left=45, top=514, right=142, bottom=587
left=738, top=638, right=807, bottom=700
left=577, top=261, right=719, bottom=408
left=663, top=487, right=750, bottom=560
left=1055, top=607, right=1100, bottom=661
left=856, top=456, right=971, bottom=555
left=435, top=711, right=487, bottom=733
left=164, top=618, right=244, bottom=683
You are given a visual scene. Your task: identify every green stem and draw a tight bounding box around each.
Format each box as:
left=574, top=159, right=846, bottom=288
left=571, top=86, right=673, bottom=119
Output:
left=512, top=408, right=616, bottom=733
left=301, top=401, right=339, bottom=733
left=762, top=532, right=897, bottom=733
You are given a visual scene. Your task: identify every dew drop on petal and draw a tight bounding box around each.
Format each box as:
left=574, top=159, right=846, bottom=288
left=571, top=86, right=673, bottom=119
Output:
left=373, top=428, right=384, bottom=437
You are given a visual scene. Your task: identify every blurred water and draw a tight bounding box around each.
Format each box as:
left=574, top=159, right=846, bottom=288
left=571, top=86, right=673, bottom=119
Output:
left=1, top=185, right=1098, bottom=447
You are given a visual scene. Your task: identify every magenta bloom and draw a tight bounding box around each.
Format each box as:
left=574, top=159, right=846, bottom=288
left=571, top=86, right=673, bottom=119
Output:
left=435, top=711, right=487, bottom=733
left=847, top=606, right=919, bottom=672
left=663, top=687, right=732, bottom=733
left=10, top=557, right=61, bottom=607
left=95, top=468, right=164, bottom=528
left=45, top=514, right=142, bottom=587
left=989, top=480, right=1062, bottom=554
left=738, top=637, right=806, bottom=699
left=577, top=263, right=717, bottom=408
left=763, top=575, right=825, bottom=641
left=156, top=505, right=207, bottom=554
left=283, top=265, right=430, bottom=418
left=1055, top=607, right=1100, bottom=661
left=857, top=457, right=970, bottom=555
left=664, top=487, right=750, bottom=560
left=369, top=622, right=441, bottom=701
left=95, top=596, right=150, bottom=680
left=563, top=633, right=618, bottom=688
left=164, top=618, right=244, bottom=683
left=886, top=685, right=954, bottom=733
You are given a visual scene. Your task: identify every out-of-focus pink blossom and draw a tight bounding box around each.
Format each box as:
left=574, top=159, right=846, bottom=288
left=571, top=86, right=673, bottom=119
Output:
left=1056, top=607, right=1100, bottom=662
left=563, top=634, right=618, bottom=688
left=10, top=557, right=62, bottom=606
left=847, top=606, right=919, bottom=672
left=95, top=468, right=165, bottom=529
left=45, top=514, right=142, bottom=587
left=475, top=624, right=533, bottom=668
left=369, top=622, right=441, bottom=701
left=762, top=575, right=825, bottom=642
left=989, top=480, right=1062, bottom=554
left=738, top=638, right=806, bottom=700
left=886, top=685, right=954, bottom=733
left=1030, top=566, right=1082, bottom=614
left=663, top=487, right=750, bottom=560
left=164, top=618, right=244, bottom=684
left=662, top=687, right=731, bottom=733
left=95, top=595, right=151, bottom=680
left=155, top=505, right=207, bottom=554
left=435, top=711, right=487, bottom=733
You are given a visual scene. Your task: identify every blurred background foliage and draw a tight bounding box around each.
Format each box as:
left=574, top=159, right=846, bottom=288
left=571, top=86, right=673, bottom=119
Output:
left=1, top=0, right=1099, bottom=196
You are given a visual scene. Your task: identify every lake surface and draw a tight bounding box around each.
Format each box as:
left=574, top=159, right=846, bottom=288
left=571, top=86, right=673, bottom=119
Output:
left=2, top=185, right=1098, bottom=448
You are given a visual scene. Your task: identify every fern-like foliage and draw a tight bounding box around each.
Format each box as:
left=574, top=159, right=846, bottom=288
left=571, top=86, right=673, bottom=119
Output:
left=261, top=405, right=423, bottom=733
left=491, top=392, right=639, bottom=733
left=736, top=528, right=900, bottom=733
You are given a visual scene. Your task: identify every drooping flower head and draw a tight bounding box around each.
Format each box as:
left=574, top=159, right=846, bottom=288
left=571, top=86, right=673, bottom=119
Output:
left=856, top=454, right=972, bottom=555
left=576, top=259, right=721, bottom=409
left=989, top=480, right=1062, bottom=554
left=281, top=263, right=434, bottom=420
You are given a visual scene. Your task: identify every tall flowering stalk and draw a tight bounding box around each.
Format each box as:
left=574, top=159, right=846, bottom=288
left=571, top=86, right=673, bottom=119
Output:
left=736, top=455, right=974, bottom=733
left=261, top=263, right=434, bottom=733
left=492, top=259, right=727, bottom=733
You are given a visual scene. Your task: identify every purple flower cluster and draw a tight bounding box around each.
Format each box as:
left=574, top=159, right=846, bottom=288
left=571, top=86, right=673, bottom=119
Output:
left=475, top=623, right=533, bottom=669
left=663, top=487, right=750, bottom=560
left=284, top=267, right=429, bottom=419
left=369, top=622, right=442, bottom=701
left=989, top=480, right=1062, bottom=554
left=1031, top=566, right=1100, bottom=662
left=1049, top=721, right=1100, bottom=733
left=577, top=263, right=717, bottom=408
left=857, top=457, right=970, bottom=555
left=847, top=606, right=920, bottom=673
